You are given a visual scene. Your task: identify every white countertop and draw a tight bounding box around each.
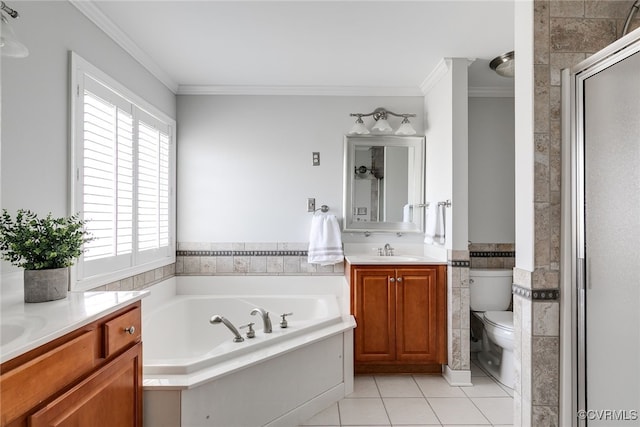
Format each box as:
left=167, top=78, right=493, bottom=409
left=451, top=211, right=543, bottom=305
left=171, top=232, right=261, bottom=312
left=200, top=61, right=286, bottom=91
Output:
left=344, top=254, right=445, bottom=265
left=1, top=289, right=149, bottom=364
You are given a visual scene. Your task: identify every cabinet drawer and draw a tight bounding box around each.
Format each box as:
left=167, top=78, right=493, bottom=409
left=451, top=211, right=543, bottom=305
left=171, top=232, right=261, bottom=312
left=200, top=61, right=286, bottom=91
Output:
left=104, top=307, right=141, bottom=358
left=0, top=330, right=98, bottom=426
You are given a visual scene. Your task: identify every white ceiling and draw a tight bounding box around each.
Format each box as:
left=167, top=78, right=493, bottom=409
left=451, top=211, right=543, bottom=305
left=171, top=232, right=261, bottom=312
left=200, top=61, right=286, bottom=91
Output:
left=84, top=1, right=515, bottom=95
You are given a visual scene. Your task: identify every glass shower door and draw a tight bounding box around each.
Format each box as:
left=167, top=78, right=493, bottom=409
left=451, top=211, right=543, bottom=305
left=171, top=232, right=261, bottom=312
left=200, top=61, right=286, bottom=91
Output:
left=580, top=48, right=640, bottom=426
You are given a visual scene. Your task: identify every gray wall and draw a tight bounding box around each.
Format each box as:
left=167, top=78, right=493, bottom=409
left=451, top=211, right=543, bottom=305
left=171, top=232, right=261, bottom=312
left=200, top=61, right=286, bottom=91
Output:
left=1, top=1, right=176, bottom=274
left=468, top=96, right=515, bottom=243
left=176, top=95, right=424, bottom=244
left=1, top=1, right=176, bottom=217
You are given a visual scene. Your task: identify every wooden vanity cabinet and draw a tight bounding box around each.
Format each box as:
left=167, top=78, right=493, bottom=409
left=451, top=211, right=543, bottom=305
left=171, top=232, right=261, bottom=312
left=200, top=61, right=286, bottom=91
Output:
left=0, top=301, right=142, bottom=427
left=347, top=263, right=447, bottom=373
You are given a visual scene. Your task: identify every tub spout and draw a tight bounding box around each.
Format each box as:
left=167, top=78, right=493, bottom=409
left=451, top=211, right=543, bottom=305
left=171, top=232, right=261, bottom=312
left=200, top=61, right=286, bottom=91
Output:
left=210, top=315, right=244, bottom=342
left=250, top=307, right=272, bottom=333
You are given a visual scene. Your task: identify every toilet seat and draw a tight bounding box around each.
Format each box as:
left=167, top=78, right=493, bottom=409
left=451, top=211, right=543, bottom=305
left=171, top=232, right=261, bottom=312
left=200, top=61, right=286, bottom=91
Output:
left=483, top=311, right=513, bottom=331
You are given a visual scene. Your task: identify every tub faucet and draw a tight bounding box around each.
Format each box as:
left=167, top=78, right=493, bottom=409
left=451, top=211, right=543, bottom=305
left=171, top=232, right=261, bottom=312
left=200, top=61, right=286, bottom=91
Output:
left=210, top=315, right=244, bottom=342
left=250, top=307, right=272, bottom=333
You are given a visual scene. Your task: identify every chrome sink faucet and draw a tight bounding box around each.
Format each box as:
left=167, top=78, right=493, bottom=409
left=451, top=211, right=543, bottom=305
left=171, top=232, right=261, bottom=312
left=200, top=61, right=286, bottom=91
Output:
left=251, top=307, right=272, bottom=333
left=210, top=315, right=244, bottom=342
left=384, top=243, right=394, bottom=256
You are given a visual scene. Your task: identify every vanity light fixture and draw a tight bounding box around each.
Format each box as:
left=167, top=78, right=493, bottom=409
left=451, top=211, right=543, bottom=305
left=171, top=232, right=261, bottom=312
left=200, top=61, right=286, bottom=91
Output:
left=1, top=1, right=28, bottom=58
left=348, top=107, right=417, bottom=136
left=349, top=115, right=370, bottom=135
left=489, top=51, right=514, bottom=78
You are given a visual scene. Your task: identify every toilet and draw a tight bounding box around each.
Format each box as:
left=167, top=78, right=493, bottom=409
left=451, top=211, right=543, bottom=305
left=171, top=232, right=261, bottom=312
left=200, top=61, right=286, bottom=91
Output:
left=469, top=268, right=514, bottom=389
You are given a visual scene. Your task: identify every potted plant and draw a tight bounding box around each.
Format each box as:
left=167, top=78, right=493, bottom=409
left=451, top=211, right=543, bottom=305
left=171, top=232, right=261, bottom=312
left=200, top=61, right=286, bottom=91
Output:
left=0, top=209, right=91, bottom=303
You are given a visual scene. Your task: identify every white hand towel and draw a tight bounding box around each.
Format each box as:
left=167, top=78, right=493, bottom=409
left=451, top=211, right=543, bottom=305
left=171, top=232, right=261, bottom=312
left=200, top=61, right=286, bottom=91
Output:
left=402, top=203, right=412, bottom=223
left=424, top=202, right=445, bottom=245
left=308, top=214, right=344, bottom=266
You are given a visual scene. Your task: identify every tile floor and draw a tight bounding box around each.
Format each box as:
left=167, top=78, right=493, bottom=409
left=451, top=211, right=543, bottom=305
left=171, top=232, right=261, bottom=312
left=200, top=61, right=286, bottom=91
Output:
left=300, top=360, right=514, bottom=426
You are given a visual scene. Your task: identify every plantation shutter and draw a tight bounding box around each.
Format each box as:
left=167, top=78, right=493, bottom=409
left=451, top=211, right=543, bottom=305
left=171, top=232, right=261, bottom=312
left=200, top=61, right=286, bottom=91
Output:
left=136, top=111, right=171, bottom=263
left=73, top=60, right=175, bottom=288
left=81, top=77, right=134, bottom=274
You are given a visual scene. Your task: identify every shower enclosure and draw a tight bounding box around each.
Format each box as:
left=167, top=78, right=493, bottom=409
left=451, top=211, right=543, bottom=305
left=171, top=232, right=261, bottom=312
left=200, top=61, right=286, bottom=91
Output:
left=566, top=29, right=640, bottom=426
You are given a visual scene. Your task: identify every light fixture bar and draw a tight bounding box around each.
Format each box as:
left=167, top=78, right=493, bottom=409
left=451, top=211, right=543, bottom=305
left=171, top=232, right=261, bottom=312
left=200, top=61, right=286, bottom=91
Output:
left=349, top=107, right=416, bottom=121
left=1, top=2, right=19, bottom=19
left=348, top=107, right=417, bottom=136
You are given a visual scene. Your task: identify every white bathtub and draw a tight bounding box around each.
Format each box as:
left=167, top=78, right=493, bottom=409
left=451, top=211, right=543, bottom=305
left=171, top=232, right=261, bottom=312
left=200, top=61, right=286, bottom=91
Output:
left=142, top=276, right=355, bottom=427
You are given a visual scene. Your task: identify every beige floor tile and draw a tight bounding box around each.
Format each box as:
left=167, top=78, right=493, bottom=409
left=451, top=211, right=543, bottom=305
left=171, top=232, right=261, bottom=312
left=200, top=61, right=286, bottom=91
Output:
left=471, top=397, right=514, bottom=425
left=428, top=397, right=491, bottom=425
left=413, top=375, right=467, bottom=397
left=382, top=397, right=441, bottom=425
left=374, top=375, right=422, bottom=397
left=338, top=398, right=390, bottom=426
left=462, top=376, right=510, bottom=397
left=347, top=375, right=380, bottom=398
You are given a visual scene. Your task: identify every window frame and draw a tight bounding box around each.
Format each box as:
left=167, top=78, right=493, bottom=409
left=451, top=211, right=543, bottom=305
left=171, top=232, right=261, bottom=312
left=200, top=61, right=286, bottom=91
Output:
left=70, top=52, right=176, bottom=291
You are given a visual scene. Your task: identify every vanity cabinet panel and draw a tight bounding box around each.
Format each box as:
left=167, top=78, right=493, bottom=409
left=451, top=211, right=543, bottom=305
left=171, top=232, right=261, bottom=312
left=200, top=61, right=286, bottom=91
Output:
left=352, top=267, right=396, bottom=362
left=348, top=263, right=447, bottom=373
left=395, top=268, right=446, bottom=363
left=29, top=342, right=142, bottom=427
left=0, top=302, right=142, bottom=427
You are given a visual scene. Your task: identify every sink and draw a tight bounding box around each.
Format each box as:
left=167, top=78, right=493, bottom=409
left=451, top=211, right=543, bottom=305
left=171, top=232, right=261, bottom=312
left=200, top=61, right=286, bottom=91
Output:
left=1, top=315, right=46, bottom=347
left=347, top=255, right=428, bottom=264
left=1, top=324, right=27, bottom=346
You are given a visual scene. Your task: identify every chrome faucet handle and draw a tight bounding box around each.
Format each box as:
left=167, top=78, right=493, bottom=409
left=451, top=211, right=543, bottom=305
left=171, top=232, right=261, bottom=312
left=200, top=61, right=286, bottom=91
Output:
left=280, top=312, right=293, bottom=328
left=240, top=322, right=256, bottom=338
left=374, top=247, right=384, bottom=256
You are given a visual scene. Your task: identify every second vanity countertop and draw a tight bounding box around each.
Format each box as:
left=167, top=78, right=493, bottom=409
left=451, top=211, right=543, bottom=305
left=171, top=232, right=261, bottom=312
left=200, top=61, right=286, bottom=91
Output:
left=1, top=289, right=149, bottom=364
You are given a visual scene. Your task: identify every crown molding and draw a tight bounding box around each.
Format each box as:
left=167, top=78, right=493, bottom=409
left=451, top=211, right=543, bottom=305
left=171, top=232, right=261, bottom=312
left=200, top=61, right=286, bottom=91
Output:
left=419, top=58, right=452, bottom=95
left=468, top=86, right=515, bottom=97
left=69, top=0, right=179, bottom=93
left=177, top=85, right=424, bottom=96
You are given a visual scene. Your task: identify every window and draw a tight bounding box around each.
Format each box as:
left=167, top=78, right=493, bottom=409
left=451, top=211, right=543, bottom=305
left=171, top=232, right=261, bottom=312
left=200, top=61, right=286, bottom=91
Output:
left=71, top=53, right=175, bottom=290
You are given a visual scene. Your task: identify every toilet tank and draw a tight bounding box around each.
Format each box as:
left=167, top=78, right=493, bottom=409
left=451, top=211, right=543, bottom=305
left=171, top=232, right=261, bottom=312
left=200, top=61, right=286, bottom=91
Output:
left=469, top=269, right=513, bottom=311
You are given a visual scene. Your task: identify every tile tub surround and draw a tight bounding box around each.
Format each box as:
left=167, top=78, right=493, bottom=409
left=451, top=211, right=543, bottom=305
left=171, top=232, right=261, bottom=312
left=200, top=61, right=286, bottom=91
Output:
left=175, top=242, right=344, bottom=275
left=92, top=263, right=176, bottom=292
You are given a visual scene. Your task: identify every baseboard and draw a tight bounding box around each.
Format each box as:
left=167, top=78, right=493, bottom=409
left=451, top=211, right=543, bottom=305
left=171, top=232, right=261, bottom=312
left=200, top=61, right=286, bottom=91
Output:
left=442, top=365, right=472, bottom=386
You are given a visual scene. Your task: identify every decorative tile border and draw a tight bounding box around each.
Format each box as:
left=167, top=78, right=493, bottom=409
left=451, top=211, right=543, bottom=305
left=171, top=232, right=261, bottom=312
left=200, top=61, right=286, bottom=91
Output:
left=470, top=251, right=516, bottom=258
left=449, top=260, right=470, bottom=267
left=512, top=284, right=560, bottom=301
left=177, top=250, right=308, bottom=257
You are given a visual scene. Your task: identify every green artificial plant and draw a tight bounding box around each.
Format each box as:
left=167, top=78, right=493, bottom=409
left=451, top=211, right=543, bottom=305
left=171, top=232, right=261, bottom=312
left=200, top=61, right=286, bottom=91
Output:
left=0, top=209, right=92, bottom=270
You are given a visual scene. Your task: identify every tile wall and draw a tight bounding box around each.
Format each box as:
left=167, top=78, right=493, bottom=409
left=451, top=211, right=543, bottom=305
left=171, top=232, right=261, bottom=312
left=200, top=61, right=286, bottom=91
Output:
left=447, top=250, right=470, bottom=374
left=92, top=263, right=176, bottom=292
left=175, top=242, right=344, bottom=276
left=515, top=2, right=640, bottom=425
left=469, top=243, right=515, bottom=269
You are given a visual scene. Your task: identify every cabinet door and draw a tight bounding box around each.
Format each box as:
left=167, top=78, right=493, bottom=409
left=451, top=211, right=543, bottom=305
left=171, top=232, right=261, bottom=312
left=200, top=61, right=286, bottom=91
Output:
left=29, top=343, right=142, bottom=427
left=353, top=267, right=396, bottom=362
left=396, top=267, right=446, bottom=364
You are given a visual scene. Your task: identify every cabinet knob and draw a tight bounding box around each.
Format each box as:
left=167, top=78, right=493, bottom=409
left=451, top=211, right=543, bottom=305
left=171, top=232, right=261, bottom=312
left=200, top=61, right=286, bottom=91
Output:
left=389, top=277, right=395, bottom=282
left=397, top=277, right=403, bottom=282
left=123, top=326, right=136, bottom=335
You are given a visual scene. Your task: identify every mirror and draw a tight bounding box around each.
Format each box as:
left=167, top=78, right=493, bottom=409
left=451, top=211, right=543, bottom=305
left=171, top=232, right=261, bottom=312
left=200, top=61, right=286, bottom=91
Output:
left=343, top=135, right=425, bottom=233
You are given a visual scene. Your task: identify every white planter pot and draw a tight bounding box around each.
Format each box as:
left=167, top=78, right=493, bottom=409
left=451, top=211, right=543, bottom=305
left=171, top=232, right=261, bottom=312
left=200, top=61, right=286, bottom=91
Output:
left=23, top=268, right=69, bottom=303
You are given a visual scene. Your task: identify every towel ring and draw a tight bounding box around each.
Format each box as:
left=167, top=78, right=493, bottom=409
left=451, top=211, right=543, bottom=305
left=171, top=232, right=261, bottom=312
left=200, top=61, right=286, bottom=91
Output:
left=314, top=205, right=329, bottom=214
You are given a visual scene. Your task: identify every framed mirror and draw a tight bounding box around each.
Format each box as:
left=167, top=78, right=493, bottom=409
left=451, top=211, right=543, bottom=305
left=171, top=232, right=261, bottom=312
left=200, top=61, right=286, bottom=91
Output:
left=343, top=135, right=425, bottom=233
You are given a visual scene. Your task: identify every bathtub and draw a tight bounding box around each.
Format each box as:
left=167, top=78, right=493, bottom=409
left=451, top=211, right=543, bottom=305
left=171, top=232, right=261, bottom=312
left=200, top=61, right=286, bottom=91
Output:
left=142, top=276, right=356, bottom=427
